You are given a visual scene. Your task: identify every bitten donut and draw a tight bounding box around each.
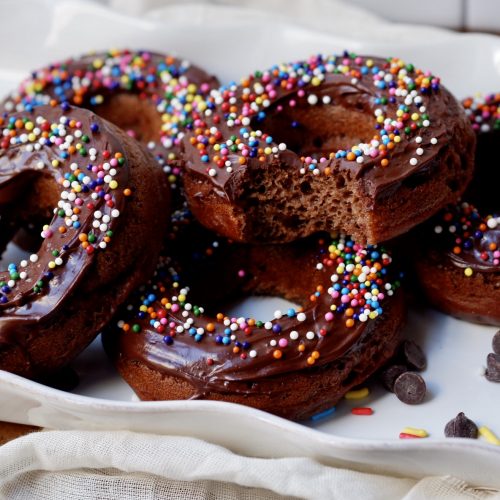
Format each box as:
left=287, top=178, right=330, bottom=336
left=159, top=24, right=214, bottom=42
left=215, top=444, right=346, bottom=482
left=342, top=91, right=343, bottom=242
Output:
left=0, top=104, right=169, bottom=378
left=2, top=49, right=219, bottom=198
left=104, top=225, right=405, bottom=421
left=414, top=94, right=500, bottom=325
left=182, top=52, right=475, bottom=245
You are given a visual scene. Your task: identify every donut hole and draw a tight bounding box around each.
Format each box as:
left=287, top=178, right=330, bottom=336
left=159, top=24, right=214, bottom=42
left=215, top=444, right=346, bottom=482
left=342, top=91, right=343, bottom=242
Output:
left=0, top=172, right=59, bottom=270
left=254, top=99, right=374, bottom=157
left=95, top=93, right=163, bottom=144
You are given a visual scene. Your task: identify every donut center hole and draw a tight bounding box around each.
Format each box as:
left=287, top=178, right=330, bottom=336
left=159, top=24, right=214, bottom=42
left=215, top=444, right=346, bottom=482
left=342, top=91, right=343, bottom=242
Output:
left=0, top=173, right=59, bottom=271
left=255, top=98, right=374, bottom=157
left=95, top=93, right=163, bottom=143
left=225, top=296, right=301, bottom=321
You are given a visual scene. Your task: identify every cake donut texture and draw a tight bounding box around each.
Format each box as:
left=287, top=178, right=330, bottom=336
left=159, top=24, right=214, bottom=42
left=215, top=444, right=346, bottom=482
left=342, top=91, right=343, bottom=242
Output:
left=0, top=104, right=169, bottom=377
left=414, top=94, right=500, bottom=325
left=182, top=53, right=475, bottom=245
left=105, top=228, right=405, bottom=420
left=1, top=49, right=219, bottom=198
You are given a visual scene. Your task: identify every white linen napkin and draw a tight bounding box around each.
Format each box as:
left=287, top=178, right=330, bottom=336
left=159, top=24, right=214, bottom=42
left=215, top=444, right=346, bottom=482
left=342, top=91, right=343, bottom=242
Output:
left=0, top=430, right=498, bottom=500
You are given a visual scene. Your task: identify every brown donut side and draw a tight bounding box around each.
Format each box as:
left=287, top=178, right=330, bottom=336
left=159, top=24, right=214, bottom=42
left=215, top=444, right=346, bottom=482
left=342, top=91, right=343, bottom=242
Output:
left=0, top=116, right=170, bottom=378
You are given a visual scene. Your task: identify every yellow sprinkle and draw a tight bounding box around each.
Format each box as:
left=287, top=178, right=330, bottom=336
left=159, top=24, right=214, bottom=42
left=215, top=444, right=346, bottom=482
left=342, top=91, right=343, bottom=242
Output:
left=48, top=261, right=56, bottom=269
left=464, top=267, right=473, bottom=277
left=401, top=427, right=428, bottom=438
left=51, top=159, right=59, bottom=168
left=345, top=387, right=369, bottom=400
left=311, top=77, right=322, bottom=86
left=479, top=426, right=500, bottom=446
left=109, top=180, right=118, bottom=189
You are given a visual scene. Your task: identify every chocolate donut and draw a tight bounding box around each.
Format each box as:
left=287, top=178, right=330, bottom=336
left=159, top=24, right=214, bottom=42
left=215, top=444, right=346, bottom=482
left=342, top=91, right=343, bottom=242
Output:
left=104, top=227, right=405, bottom=420
left=0, top=104, right=169, bottom=377
left=414, top=94, right=500, bottom=325
left=1, top=49, right=219, bottom=200
left=181, top=52, right=475, bottom=245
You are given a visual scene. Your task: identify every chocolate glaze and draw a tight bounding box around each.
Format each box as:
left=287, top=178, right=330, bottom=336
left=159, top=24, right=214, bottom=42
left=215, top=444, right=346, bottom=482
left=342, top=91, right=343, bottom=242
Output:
left=447, top=227, right=500, bottom=272
left=0, top=105, right=128, bottom=349
left=182, top=55, right=462, bottom=205
left=110, top=230, right=402, bottom=397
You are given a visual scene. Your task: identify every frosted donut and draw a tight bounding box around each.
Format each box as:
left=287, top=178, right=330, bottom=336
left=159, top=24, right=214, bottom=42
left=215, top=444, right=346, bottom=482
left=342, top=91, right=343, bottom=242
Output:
left=2, top=49, right=219, bottom=199
left=0, top=104, right=168, bottom=377
left=181, top=52, right=475, bottom=244
left=414, top=94, right=500, bottom=325
left=105, top=224, right=405, bottom=420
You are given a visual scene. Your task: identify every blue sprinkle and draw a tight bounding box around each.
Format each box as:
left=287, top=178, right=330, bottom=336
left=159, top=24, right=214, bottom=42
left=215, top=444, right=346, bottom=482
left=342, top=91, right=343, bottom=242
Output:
left=311, top=407, right=336, bottom=421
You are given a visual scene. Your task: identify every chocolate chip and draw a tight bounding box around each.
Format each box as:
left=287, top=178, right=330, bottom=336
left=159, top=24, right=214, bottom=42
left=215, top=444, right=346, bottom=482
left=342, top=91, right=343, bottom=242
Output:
left=400, top=339, right=427, bottom=371
left=380, top=364, right=408, bottom=392
left=485, top=353, right=500, bottom=382
left=394, top=372, right=426, bottom=404
left=444, top=412, right=478, bottom=438
left=492, top=331, right=500, bottom=356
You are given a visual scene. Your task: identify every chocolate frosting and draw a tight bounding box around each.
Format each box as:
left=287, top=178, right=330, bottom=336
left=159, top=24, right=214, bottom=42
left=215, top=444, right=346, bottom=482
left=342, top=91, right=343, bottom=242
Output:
left=182, top=54, right=462, bottom=203
left=111, top=230, right=402, bottom=396
left=0, top=105, right=128, bottom=347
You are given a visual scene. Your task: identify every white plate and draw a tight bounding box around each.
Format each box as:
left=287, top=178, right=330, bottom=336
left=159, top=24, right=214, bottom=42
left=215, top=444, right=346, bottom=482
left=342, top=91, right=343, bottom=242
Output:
left=0, top=0, right=500, bottom=486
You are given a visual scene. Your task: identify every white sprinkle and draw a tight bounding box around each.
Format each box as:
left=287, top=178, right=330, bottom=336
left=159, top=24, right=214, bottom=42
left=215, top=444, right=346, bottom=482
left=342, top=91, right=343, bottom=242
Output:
left=20, top=260, right=28, bottom=268
left=270, top=339, right=277, bottom=347
left=322, top=96, right=331, bottom=104
left=416, top=148, right=424, bottom=156
left=307, top=94, right=318, bottom=105
left=278, top=143, right=287, bottom=151
left=264, top=321, right=273, bottom=330
left=29, top=254, right=38, bottom=263
left=434, top=225, right=443, bottom=234
left=409, top=158, right=418, bottom=166
left=415, top=136, right=423, bottom=144
left=290, top=331, right=299, bottom=340
left=430, top=137, right=438, bottom=145
left=273, top=310, right=283, bottom=319
left=306, top=331, right=315, bottom=340
left=208, top=168, right=217, bottom=177
left=249, top=350, right=257, bottom=358
left=297, top=313, right=306, bottom=322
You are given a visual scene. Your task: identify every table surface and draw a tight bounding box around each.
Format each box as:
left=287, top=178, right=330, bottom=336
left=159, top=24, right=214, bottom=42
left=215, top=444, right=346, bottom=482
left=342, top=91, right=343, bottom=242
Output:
left=0, top=422, right=38, bottom=445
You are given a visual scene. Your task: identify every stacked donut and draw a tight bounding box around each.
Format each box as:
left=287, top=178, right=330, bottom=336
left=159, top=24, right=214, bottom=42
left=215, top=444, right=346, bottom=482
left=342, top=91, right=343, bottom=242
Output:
left=0, top=49, right=486, bottom=420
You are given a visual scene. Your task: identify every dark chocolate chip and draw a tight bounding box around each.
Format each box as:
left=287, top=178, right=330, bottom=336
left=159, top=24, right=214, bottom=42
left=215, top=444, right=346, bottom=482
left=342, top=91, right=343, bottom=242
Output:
left=444, top=412, right=478, bottom=439
left=400, top=339, right=427, bottom=371
left=485, top=353, right=500, bottom=382
left=394, top=372, right=426, bottom=404
left=380, top=364, right=408, bottom=392
left=492, top=331, right=500, bottom=356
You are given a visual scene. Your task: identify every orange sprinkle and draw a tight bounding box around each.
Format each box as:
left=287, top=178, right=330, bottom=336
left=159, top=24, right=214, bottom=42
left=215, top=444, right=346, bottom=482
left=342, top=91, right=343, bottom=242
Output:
left=206, top=323, right=216, bottom=333
left=298, top=344, right=306, bottom=352
left=123, top=188, right=132, bottom=196
left=273, top=350, right=282, bottom=359
left=58, top=226, right=66, bottom=234
left=346, top=318, right=355, bottom=328
left=381, top=158, right=389, bottom=167
left=122, top=323, right=130, bottom=332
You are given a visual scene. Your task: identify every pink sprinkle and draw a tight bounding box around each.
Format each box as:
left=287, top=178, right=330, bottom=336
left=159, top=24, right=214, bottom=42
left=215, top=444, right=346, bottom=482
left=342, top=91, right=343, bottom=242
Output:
left=324, top=312, right=334, bottom=321
left=279, top=338, right=288, bottom=348
left=171, top=304, right=180, bottom=313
